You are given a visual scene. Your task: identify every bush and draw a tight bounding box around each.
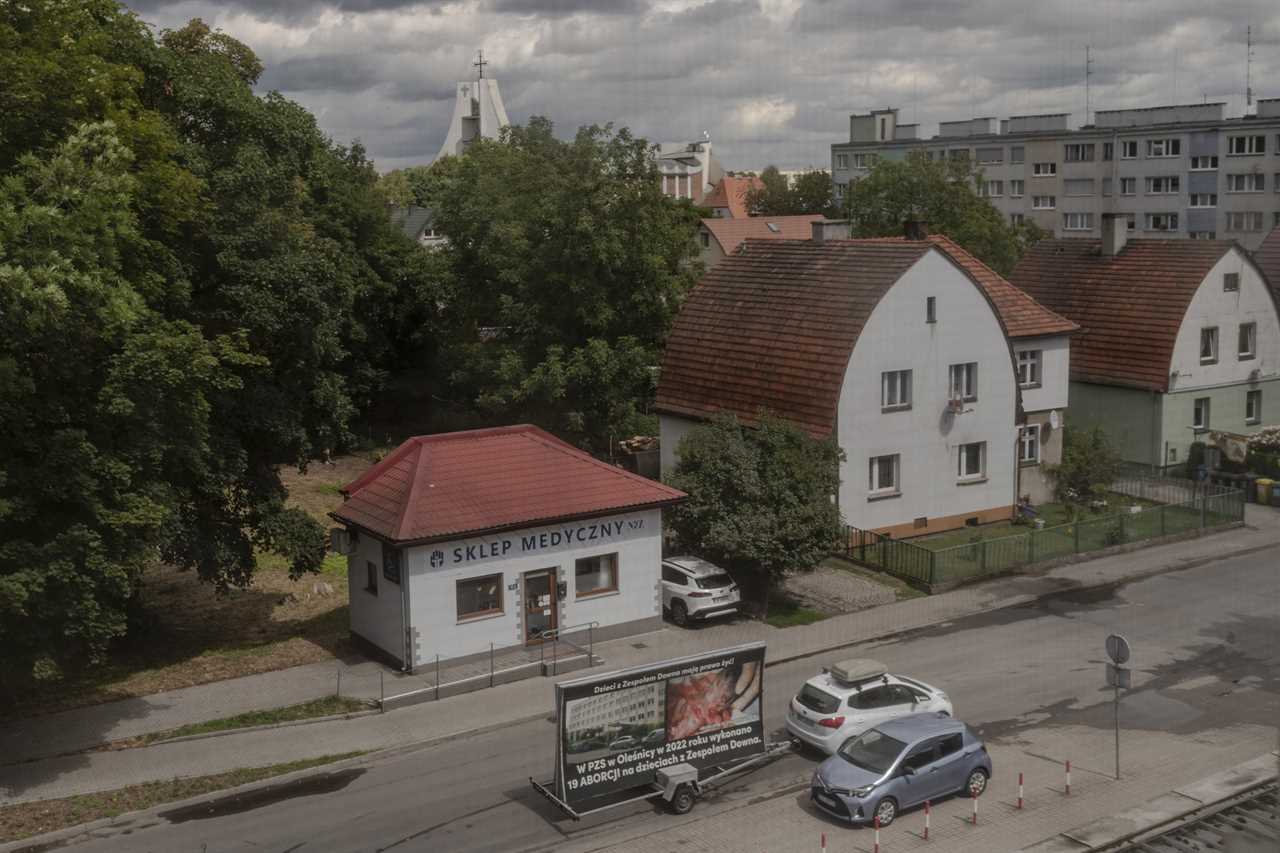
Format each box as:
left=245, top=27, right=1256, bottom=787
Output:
left=1048, top=427, right=1122, bottom=508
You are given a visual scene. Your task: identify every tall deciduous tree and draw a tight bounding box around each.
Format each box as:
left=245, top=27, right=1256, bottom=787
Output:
left=842, top=150, right=1044, bottom=274
left=745, top=165, right=836, bottom=216
left=667, top=414, right=845, bottom=617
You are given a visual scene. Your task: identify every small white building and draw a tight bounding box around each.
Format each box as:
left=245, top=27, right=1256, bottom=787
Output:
left=330, top=425, right=686, bottom=670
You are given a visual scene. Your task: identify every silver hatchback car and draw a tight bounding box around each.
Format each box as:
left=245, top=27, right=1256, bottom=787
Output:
left=810, top=712, right=991, bottom=828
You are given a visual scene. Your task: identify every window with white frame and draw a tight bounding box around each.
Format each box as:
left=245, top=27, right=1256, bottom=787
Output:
left=949, top=362, right=978, bottom=401
left=1246, top=390, right=1262, bottom=425
left=1017, top=350, right=1042, bottom=387
left=836, top=153, right=849, bottom=169
left=834, top=183, right=846, bottom=199
left=881, top=369, right=912, bottom=410
left=868, top=454, right=899, bottom=495
left=853, top=153, right=876, bottom=168
left=957, top=442, right=986, bottom=480
left=1145, top=212, right=1178, bottom=231
left=1019, top=425, right=1041, bottom=464
left=1146, top=138, right=1181, bottom=157
left=1010, top=212, right=1025, bottom=226
left=1239, top=322, right=1256, bottom=359
left=1189, top=193, right=1217, bottom=207
left=1125, top=214, right=1136, bottom=231
left=1146, top=176, right=1180, bottom=194
left=1226, top=173, right=1265, bottom=192
left=1119, top=177, right=1137, bottom=195
left=1189, top=231, right=1217, bottom=240
left=1063, top=212, right=1093, bottom=231
left=1063, top=143, right=1095, bottom=162
left=1032, top=162, right=1056, bottom=177
left=1032, top=195, right=1056, bottom=210
left=1009, top=179, right=1025, bottom=197
left=1227, top=135, right=1265, bottom=155
left=1200, top=326, right=1218, bottom=363
left=1224, top=272, right=1239, bottom=292
left=1120, top=140, right=1138, bottom=159
left=1189, top=155, right=1219, bottom=170
left=1227, top=211, right=1264, bottom=231
left=1193, top=397, right=1210, bottom=430
left=575, top=552, right=618, bottom=596
left=1102, top=141, right=1115, bottom=160
left=980, top=180, right=1003, bottom=197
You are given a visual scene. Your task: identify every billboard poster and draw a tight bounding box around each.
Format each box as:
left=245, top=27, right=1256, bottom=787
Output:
left=553, top=643, right=766, bottom=808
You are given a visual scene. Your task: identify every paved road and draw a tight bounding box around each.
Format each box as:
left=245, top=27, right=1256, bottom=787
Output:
left=31, top=551, right=1280, bottom=853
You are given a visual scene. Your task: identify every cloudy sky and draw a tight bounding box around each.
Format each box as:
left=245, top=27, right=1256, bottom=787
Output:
left=128, top=0, right=1279, bottom=173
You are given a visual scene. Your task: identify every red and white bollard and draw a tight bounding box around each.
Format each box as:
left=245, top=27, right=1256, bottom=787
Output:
left=1018, top=772, right=1024, bottom=809
left=820, top=832, right=826, bottom=853
left=874, top=815, right=881, bottom=853
left=971, top=790, right=978, bottom=825
left=924, top=799, right=931, bottom=840
left=1065, top=760, right=1072, bottom=796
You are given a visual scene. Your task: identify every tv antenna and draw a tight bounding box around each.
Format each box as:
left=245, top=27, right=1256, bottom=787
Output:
left=1245, top=25, right=1254, bottom=107
left=1085, top=45, right=1094, bottom=125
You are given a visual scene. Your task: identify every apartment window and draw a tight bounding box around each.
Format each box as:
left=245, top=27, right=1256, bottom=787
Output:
left=1224, top=272, right=1239, bottom=292
left=836, top=153, right=849, bottom=169
left=1102, top=177, right=1113, bottom=196
left=457, top=574, right=503, bottom=619
left=1145, top=212, right=1178, bottom=232
left=949, top=149, right=970, bottom=161
left=1146, top=138, right=1181, bottom=157
left=853, top=153, right=876, bottom=168
left=1189, top=193, right=1217, bottom=208
left=1190, top=155, right=1219, bottom=170
left=1064, top=178, right=1095, bottom=196
left=1010, top=212, right=1025, bottom=226
left=926, top=295, right=936, bottom=323
left=1145, top=176, right=1180, bottom=194
left=1063, top=212, right=1093, bottom=231
left=1032, top=162, right=1057, bottom=177
left=575, top=553, right=618, bottom=596
left=957, top=442, right=986, bottom=481
left=949, top=362, right=978, bottom=401
left=1120, top=140, right=1138, bottom=159
left=1246, top=390, right=1262, bottom=426
left=1125, top=214, right=1136, bottom=231
left=1010, top=146, right=1025, bottom=164
left=1063, top=143, right=1095, bottom=162
left=1189, top=231, right=1217, bottom=240
left=1032, top=195, right=1056, bottom=210
left=976, top=147, right=1004, bottom=164
left=979, top=180, right=1003, bottom=198
left=1193, top=397, right=1210, bottom=430
left=834, top=183, right=846, bottom=200
left=1017, top=349, right=1042, bottom=387
left=365, top=561, right=378, bottom=595
left=1119, top=177, right=1137, bottom=195
left=881, top=369, right=913, bottom=410
left=1226, top=173, right=1265, bottom=193
left=1200, top=326, right=1218, bottom=363
left=1019, top=425, right=1041, bottom=464
left=1227, top=211, right=1264, bottom=232
left=382, top=543, right=401, bottom=584
left=1238, top=322, right=1256, bottom=359
left=1009, top=179, right=1025, bottom=197
left=868, top=454, right=900, bottom=496
left=1102, top=141, right=1115, bottom=161
left=1227, top=135, right=1265, bottom=156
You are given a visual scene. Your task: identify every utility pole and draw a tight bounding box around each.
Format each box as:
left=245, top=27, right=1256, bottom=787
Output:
left=1246, top=26, right=1254, bottom=107
left=1085, top=45, right=1094, bottom=125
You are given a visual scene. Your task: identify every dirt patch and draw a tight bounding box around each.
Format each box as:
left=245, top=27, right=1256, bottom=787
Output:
left=278, top=454, right=375, bottom=527
left=782, top=565, right=897, bottom=615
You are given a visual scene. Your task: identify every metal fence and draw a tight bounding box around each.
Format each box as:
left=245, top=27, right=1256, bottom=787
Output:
left=844, top=476, right=1244, bottom=590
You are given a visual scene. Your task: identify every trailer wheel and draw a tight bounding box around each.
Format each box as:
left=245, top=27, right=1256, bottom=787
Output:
left=668, top=783, right=696, bottom=815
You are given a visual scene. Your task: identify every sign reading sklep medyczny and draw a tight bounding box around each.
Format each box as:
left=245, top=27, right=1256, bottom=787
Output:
left=434, top=517, right=646, bottom=567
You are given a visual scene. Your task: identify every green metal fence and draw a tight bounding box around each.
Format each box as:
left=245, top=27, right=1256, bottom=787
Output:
left=845, top=480, right=1245, bottom=589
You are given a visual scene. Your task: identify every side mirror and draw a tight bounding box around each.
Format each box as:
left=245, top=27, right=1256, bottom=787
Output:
left=901, top=765, right=915, bottom=777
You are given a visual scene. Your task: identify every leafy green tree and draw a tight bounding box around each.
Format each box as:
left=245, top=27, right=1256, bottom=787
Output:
left=431, top=117, right=702, bottom=450
left=1047, top=426, right=1123, bottom=508
left=744, top=165, right=835, bottom=216
left=842, top=150, right=1044, bottom=274
left=667, top=414, right=845, bottom=617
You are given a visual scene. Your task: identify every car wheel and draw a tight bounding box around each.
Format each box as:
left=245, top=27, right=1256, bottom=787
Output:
left=873, top=797, right=898, bottom=827
left=964, top=768, right=989, bottom=798
left=668, top=783, right=696, bottom=814
left=671, top=601, right=689, bottom=627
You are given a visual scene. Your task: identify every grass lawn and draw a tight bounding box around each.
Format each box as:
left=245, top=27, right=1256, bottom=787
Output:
left=0, top=752, right=367, bottom=844
left=135, top=696, right=370, bottom=746
left=764, top=596, right=828, bottom=628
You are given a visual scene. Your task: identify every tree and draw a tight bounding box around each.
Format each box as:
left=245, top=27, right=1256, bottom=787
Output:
left=430, top=117, right=702, bottom=450
left=667, top=414, right=845, bottom=617
left=744, top=165, right=835, bottom=216
left=841, top=150, right=1044, bottom=274
left=1047, top=426, right=1123, bottom=508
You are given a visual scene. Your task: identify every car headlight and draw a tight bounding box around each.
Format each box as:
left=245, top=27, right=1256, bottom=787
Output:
left=849, top=785, right=875, bottom=798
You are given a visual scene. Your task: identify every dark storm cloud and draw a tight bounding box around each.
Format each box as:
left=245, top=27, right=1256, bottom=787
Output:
left=486, top=0, right=647, bottom=17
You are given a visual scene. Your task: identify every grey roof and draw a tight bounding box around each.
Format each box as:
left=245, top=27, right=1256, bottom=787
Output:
left=388, top=205, right=435, bottom=241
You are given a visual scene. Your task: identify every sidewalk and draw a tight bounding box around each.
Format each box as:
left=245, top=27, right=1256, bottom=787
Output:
left=2, top=504, right=1277, bottom=806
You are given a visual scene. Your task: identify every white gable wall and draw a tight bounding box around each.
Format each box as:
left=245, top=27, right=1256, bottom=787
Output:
left=837, top=249, right=1019, bottom=533
left=1015, top=334, right=1071, bottom=412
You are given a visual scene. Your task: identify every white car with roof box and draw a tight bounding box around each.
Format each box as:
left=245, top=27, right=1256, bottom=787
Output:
left=660, top=556, right=741, bottom=626
left=785, top=658, right=953, bottom=755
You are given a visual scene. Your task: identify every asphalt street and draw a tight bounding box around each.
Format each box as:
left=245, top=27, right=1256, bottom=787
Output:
left=28, top=550, right=1279, bottom=853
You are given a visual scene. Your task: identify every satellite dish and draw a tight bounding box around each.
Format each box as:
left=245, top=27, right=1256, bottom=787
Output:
left=1049, top=410, right=1061, bottom=430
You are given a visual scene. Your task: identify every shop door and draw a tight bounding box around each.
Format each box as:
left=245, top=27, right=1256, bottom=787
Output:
left=523, top=569, right=558, bottom=644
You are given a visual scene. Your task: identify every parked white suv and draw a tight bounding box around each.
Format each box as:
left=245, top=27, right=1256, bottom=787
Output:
left=785, top=658, right=953, bottom=754
left=660, top=556, right=741, bottom=627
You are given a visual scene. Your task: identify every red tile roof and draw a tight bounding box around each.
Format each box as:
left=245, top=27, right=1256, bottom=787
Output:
left=333, top=425, right=686, bottom=544
left=1009, top=239, right=1236, bottom=391
left=701, top=175, right=764, bottom=219
left=656, top=239, right=933, bottom=437
left=701, top=215, right=826, bottom=257
left=1256, top=227, right=1280, bottom=299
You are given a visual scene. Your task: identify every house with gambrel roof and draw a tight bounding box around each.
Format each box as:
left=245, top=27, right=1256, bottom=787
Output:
left=656, top=223, right=1075, bottom=538
left=1011, top=215, right=1280, bottom=468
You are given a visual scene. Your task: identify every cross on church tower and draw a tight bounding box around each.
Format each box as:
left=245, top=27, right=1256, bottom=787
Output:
left=473, top=49, right=487, bottom=80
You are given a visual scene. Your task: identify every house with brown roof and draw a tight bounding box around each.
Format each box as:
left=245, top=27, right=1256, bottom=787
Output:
left=1011, top=214, right=1280, bottom=469
left=330, top=425, right=685, bottom=670
left=701, top=175, right=764, bottom=219
left=697, top=214, right=828, bottom=270
left=657, top=223, right=1075, bottom=539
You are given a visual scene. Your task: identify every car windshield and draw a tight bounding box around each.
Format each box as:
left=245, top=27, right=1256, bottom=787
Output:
left=797, top=683, right=840, bottom=714
left=838, top=729, right=908, bottom=774
left=695, top=573, right=733, bottom=590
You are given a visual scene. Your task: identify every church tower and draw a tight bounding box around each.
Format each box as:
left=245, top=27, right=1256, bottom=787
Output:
left=434, top=50, right=510, bottom=162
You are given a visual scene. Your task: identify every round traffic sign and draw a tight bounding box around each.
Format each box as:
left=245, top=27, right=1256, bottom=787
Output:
left=1105, top=633, right=1130, bottom=664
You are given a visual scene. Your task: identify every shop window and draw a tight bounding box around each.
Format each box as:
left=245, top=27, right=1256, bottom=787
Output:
left=457, top=574, right=503, bottom=620
left=575, top=553, right=619, bottom=597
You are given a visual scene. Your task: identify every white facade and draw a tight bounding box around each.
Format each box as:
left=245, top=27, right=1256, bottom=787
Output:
left=837, top=250, right=1019, bottom=531
left=434, top=78, right=510, bottom=162
left=348, top=509, right=663, bottom=668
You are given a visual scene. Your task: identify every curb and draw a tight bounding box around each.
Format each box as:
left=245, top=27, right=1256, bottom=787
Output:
left=135, top=706, right=381, bottom=748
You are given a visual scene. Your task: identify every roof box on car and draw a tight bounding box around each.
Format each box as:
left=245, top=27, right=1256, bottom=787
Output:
left=827, top=658, right=887, bottom=685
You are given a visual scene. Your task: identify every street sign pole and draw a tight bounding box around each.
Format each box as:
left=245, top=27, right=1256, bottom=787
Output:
left=1113, top=679, right=1120, bottom=781
left=1104, top=634, right=1131, bottom=782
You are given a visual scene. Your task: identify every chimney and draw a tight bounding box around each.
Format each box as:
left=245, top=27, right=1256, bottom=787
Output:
left=1101, top=213, right=1127, bottom=256
left=903, top=220, right=930, bottom=241
left=811, top=219, right=851, bottom=243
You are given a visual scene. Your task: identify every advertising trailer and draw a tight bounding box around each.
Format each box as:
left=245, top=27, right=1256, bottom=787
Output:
left=532, top=642, right=790, bottom=819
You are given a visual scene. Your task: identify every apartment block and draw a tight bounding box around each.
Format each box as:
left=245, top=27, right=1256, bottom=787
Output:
left=832, top=101, right=1280, bottom=249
